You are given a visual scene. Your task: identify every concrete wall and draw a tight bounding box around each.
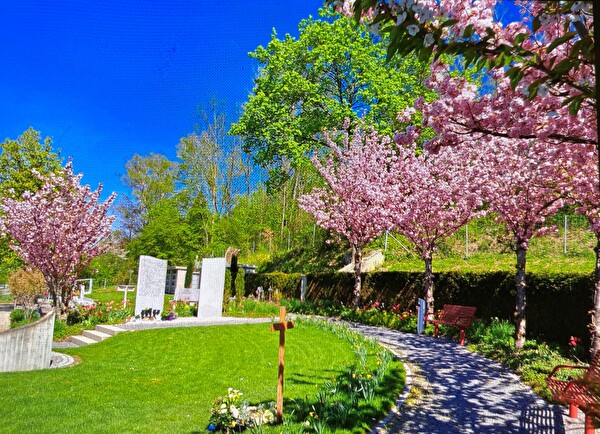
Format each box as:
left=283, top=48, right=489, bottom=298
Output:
left=0, top=311, right=55, bottom=372
left=0, top=311, right=10, bottom=332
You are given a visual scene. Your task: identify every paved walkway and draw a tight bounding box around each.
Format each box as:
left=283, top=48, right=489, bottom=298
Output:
left=351, top=324, right=592, bottom=434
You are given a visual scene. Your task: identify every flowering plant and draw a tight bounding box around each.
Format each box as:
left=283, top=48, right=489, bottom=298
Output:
left=568, top=336, right=585, bottom=362
left=207, top=388, right=275, bottom=433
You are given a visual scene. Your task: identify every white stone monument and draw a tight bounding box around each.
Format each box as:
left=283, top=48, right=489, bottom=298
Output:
left=196, top=257, right=226, bottom=320
left=134, top=255, right=167, bottom=317
left=174, top=271, right=201, bottom=303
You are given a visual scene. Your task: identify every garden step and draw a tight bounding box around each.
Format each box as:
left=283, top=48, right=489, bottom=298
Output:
left=71, top=335, right=98, bottom=347
left=83, top=329, right=112, bottom=342
left=95, top=324, right=128, bottom=336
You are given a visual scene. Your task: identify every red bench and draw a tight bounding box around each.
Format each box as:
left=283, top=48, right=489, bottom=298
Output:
left=546, top=352, right=600, bottom=434
left=425, top=304, right=477, bottom=346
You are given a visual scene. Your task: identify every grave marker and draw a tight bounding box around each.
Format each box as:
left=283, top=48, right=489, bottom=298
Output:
left=270, top=306, right=294, bottom=423
left=196, top=257, right=226, bottom=319
left=134, top=255, right=167, bottom=317
left=117, top=285, right=135, bottom=309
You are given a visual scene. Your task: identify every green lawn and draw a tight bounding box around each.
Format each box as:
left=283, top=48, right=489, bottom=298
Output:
left=0, top=321, right=404, bottom=433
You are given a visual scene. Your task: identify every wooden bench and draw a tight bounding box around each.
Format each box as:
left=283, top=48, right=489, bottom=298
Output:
left=546, top=352, right=600, bottom=434
left=425, top=304, right=477, bottom=346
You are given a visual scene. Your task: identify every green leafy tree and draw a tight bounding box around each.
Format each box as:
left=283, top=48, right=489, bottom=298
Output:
left=81, top=252, right=131, bottom=287
left=0, top=128, right=62, bottom=281
left=178, top=100, right=248, bottom=216
left=230, top=8, right=432, bottom=185
left=127, top=195, right=207, bottom=264
left=119, top=153, right=178, bottom=237
left=0, top=127, right=62, bottom=199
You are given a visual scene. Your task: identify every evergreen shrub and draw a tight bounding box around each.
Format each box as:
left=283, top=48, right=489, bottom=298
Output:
left=246, top=270, right=595, bottom=347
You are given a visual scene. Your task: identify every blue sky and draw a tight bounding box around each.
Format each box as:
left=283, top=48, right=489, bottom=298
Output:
left=0, top=0, right=323, bottom=201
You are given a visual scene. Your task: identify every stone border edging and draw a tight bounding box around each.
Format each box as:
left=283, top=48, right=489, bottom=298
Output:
left=368, top=342, right=413, bottom=434
left=49, top=352, right=76, bottom=369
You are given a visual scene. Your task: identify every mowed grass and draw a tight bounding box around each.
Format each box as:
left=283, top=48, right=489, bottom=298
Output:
left=0, top=322, right=404, bottom=433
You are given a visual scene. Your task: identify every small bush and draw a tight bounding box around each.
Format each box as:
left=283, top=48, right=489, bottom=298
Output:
left=10, top=308, right=40, bottom=328
left=8, top=268, right=46, bottom=316
left=10, top=308, right=25, bottom=323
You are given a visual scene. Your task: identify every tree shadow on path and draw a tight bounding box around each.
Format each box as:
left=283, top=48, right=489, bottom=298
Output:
left=351, top=324, right=589, bottom=434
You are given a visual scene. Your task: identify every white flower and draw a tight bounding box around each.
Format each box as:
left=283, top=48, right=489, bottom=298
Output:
left=396, top=11, right=407, bottom=25
left=423, top=33, right=435, bottom=47
left=407, top=24, right=419, bottom=36
left=571, top=1, right=586, bottom=13
left=230, top=405, right=239, bottom=419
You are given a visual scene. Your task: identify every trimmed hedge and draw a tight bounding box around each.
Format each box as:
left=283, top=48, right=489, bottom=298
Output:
left=245, top=270, right=595, bottom=347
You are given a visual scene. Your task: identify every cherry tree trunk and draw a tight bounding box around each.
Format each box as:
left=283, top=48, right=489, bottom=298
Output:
left=590, top=236, right=600, bottom=357
left=514, top=245, right=527, bottom=350
left=423, top=254, right=435, bottom=318
left=352, top=245, right=363, bottom=309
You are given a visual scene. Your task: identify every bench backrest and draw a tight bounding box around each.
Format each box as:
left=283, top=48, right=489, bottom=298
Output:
left=584, top=351, right=600, bottom=385
left=440, top=305, right=477, bottom=328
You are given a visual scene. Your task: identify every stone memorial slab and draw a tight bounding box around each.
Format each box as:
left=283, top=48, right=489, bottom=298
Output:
left=174, top=271, right=201, bottom=303
left=134, top=255, right=167, bottom=317
left=196, top=257, right=226, bottom=319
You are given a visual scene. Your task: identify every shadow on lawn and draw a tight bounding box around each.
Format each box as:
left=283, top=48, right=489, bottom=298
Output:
left=283, top=362, right=404, bottom=432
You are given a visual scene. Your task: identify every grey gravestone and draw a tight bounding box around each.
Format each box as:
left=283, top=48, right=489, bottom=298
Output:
left=191, top=272, right=200, bottom=290
left=134, top=255, right=167, bottom=317
left=174, top=271, right=201, bottom=302
left=196, top=257, right=226, bottom=319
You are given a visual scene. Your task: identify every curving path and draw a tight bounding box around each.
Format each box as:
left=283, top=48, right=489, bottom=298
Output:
left=351, top=324, right=594, bottom=434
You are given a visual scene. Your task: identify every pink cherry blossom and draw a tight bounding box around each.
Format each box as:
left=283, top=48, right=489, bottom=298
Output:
left=298, top=125, right=399, bottom=308
left=0, top=161, right=116, bottom=312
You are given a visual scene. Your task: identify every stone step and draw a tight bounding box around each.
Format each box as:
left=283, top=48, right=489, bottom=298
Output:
left=95, top=324, right=128, bottom=336
left=71, top=335, right=98, bottom=347
left=83, top=329, right=112, bottom=342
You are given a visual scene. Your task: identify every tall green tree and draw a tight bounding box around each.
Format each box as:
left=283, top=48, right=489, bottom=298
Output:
left=230, top=8, right=432, bottom=185
left=127, top=196, right=196, bottom=264
left=119, top=152, right=178, bottom=236
left=0, top=127, right=62, bottom=281
left=178, top=100, right=248, bottom=216
left=0, top=127, right=62, bottom=199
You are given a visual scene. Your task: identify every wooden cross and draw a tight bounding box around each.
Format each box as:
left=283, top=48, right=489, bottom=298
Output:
left=270, top=306, right=294, bottom=423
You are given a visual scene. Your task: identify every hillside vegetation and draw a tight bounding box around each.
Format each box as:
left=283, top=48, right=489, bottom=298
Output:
left=257, top=213, right=596, bottom=275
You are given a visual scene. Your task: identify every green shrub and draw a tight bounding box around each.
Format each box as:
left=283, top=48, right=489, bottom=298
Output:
left=66, top=308, right=83, bottom=325
left=10, top=308, right=25, bottom=323
left=245, top=272, right=302, bottom=299
left=9, top=308, right=40, bottom=328
left=258, top=270, right=595, bottom=349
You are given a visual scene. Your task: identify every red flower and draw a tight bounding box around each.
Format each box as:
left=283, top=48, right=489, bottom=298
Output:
left=568, top=336, right=582, bottom=347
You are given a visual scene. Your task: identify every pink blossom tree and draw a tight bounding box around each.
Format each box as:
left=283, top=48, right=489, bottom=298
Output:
left=567, top=142, right=600, bottom=353
left=330, top=1, right=594, bottom=118
left=0, top=161, right=116, bottom=313
left=397, top=46, right=596, bottom=351
left=333, top=0, right=600, bottom=352
left=475, top=137, right=577, bottom=349
left=298, top=125, right=402, bottom=308
left=390, top=126, right=484, bottom=318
